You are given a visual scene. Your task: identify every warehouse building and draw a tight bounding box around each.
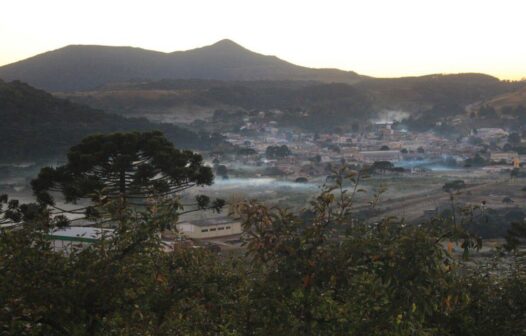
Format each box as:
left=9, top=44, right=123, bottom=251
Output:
left=176, top=217, right=242, bottom=239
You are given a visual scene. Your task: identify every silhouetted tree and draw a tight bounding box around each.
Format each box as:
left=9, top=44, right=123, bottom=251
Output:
left=31, top=131, right=223, bottom=223
left=215, top=165, right=229, bottom=179
left=442, top=180, right=466, bottom=192
left=265, top=145, right=292, bottom=159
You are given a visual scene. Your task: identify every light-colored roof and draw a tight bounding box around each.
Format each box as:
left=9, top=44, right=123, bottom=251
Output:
left=179, top=217, right=239, bottom=228
left=48, top=227, right=114, bottom=242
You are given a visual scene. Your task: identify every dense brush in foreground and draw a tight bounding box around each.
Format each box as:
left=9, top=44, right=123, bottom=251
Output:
left=1, top=148, right=525, bottom=335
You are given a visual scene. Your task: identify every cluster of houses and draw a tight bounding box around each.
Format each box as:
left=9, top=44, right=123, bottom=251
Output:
left=221, top=122, right=526, bottom=181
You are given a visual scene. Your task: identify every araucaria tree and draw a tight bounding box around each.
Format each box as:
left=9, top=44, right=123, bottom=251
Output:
left=31, top=131, right=223, bottom=222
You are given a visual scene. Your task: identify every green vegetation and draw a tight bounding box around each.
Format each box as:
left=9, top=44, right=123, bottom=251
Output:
left=1, top=162, right=525, bottom=335
left=265, top=145, right=292, bottom=159
left=215, top=164, right=229, bottom=179
left=30, top=131, right=223, bottom=227
left=2, top=41, right=526, bottom=136
left=0, top=80, right=225, bottom=162
left=442, top=180, right=466, bottom=192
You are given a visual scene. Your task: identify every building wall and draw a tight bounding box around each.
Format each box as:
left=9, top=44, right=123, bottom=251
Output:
left=358, top=150, right=401, bottom=163
left=490, top=152, right=518, bottom=163
left=176, top=221, right=242, bottom=239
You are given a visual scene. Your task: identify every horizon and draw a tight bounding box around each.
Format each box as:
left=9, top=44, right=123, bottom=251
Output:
left=1, top=39, right=525, bottom=82
left=1, top=0, right=525, bottom=81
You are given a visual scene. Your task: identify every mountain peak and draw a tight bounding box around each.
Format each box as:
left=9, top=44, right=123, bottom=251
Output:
left=210, top=39, right=244, bottom=48
left=0, top=40, right=363, bottom=91
left=203, top=39, right=251, bottom=54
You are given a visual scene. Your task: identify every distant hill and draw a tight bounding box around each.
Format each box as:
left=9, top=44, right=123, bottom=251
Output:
left=58, top=79, right=374, bottom=130
left=62, top=79, right=370, bottom=111
left=2, top=39, right=524, bottom=133
left=476, top=86, right=526, bottom=111
left=59, top=75, right=525, bottom=129
left=0, top=80, right=224, bottom=162
left=356, top=73, right=520, bottom=111
left=0, top=40, right=362, bottom=92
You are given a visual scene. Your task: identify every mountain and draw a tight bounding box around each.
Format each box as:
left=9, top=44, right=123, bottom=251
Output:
left=0, top=39, right=362, bottom=92
left=0, top=80, right=225, bottom=162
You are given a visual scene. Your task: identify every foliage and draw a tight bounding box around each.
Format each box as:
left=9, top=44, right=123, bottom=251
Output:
left=442, top=180, right=466, bottom=192
left=464, top=154, right=488, bottom=167
left=265, top=145, right=292, bottom=159
left=215, top=164, right=229, bottom=179
left=29, top=132, right=223, bottom=228
left=0, top=80, right=225, bottom=162
left=505, top=220, right=526, bottom=251
left=0, top=166, right=525, bottom=335
left=236, top=147, right=257, bottom=156
left=0, top=202, right=242, bottom=335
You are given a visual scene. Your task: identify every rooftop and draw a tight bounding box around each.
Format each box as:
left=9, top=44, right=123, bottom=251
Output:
left=48, top=227, right=114, bottom=242
left=180, top=217, right=239, bottom=227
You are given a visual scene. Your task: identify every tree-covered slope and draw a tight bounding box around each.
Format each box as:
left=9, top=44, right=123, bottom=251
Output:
left=0, top=80, right=221, bottom=162
left=357, top=73, right=524, bottom=114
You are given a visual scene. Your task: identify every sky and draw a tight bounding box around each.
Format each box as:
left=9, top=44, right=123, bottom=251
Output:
left=1, top=0, right=525, bottom=80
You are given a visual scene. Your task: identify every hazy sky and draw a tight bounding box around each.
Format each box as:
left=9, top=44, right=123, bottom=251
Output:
left=1, top=0, right=525, bottom=79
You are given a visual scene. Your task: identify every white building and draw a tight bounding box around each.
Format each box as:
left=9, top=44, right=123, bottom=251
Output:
left=489, top=152, right=518, bottom=164
left=47, top=227, right=114, bottom=252
left=176, top=217, right=242, bottom=239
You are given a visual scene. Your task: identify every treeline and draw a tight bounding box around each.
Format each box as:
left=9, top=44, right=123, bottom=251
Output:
left=65, top=79, right=374, bottom=130
left=0, top=80, right=226, bottom=162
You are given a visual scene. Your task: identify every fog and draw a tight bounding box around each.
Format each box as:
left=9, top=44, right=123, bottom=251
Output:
left=210, top=177, right=317, bottom=190
left=395, top=158, right=462, bottom=172
left=371, top=110, right=410, bottom=124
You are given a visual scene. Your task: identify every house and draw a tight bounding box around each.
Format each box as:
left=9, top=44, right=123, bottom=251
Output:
left=176, top=217, right=242, bottom=239
left=476, top=128, right=508, bottom=139
left=357, top=150, right=401, bottom=163
left=489, top=151, right=518, bottom=164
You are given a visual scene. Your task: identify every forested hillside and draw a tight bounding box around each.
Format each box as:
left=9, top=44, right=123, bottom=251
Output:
left=0, top=80, right=224, bottom=161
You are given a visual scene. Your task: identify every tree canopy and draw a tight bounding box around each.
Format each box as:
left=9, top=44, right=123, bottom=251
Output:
left=265, top=145, right=292, bottom=159
left=32, top=131, right=213, bottom=205
left=29, top=132, right=224, bottom=227
left=443, top=179, right=466, bottom=192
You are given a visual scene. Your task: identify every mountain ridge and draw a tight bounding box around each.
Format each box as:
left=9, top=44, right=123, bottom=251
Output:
left=0, top=40, right=362, bottom=92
